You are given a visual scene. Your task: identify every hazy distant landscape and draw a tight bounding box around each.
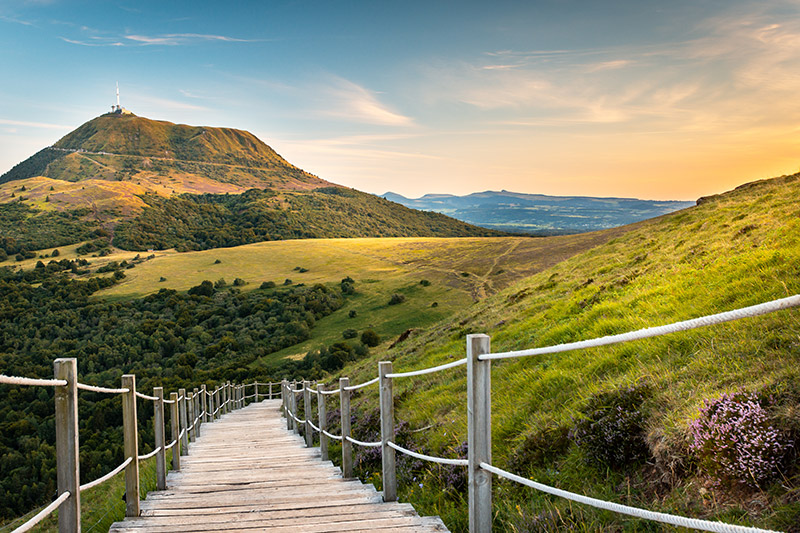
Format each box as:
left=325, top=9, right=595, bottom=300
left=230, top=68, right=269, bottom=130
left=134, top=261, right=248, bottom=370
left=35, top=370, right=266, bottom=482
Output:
left=384, top=190, right=694, bottom=234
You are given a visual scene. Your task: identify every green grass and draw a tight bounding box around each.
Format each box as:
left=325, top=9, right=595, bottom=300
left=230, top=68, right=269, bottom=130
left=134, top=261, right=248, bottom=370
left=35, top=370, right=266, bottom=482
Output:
left=314, top=173, right=800, bottom=531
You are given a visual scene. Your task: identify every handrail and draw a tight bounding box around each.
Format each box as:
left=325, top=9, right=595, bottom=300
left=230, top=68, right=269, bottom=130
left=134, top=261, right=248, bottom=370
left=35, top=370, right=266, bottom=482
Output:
left=279, top=294, right=797, bottom=533
left=481, top=294, right=800, bottom=361
left=343, top=376, right=379, bottom=391
left=77, top=382, right=129, bottom=394
left=79, top=457, right=132, bottom=492
left=479, top=462, right=777, bottom=533
left=11, top=491, right=71, bottom=533
left=385, top=357, right=466, bottom=378
left=0, top=375, right=67, bottom=387
left=387, top=441, right=467, bottom=466
left=2, top=372, right=276, bottom=529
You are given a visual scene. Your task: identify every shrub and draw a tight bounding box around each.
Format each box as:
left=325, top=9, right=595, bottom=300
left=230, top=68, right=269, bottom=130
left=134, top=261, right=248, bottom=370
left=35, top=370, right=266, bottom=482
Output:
left=689, top=391, right=788, bottom=488
left=260, top=281, right=276, bottom=289
left=420, top=279, right=431, bottom=286
left=348, top=309, right=357, bottom=318
left=51, top=249, right=60, bottom=257
left=342, top=328, right=358, bottom=339
left=215, top=278, right=227, bottom=288
left=570, top=383, right=651, bottom=469
left=388, top=293, right=406, bottom=305
left=284, top=279, right=292, bottom=285
left=159, top=276, right=167, bottom=282
left=361, top=330, right=381, bottom=347
left=233, top=278, right=246, bottom=286
left=214, top=259, right=222, bottom=264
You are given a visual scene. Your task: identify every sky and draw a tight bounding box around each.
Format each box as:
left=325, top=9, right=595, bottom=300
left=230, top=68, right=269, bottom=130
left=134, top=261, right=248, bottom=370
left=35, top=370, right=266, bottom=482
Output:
left=0, top=0, right=799, bottom=201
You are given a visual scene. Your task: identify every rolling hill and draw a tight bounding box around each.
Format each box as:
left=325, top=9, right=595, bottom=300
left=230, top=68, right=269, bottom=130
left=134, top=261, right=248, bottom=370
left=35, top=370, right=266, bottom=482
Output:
left=0, top=113, right=506, bottom=251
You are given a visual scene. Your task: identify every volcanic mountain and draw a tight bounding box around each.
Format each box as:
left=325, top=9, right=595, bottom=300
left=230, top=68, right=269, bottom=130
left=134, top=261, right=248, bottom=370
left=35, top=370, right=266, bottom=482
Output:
left=0, top=113, right=505, bottom=252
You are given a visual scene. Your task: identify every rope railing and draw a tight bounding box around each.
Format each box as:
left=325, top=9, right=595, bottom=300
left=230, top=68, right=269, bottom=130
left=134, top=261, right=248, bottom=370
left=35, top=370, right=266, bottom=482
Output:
left=11, top=491, right=71, bottom=533
left=343, top=376, right=379, bottom=391
left=384, top=357, right=466, bottom=378
left=479, top=462, right=777, bottom=533
left=79, top=457, right=133, bottom=493
left=346, top=436, right=381, bottom=448
left=278, top=294, right=798, bottom=533
left=76, top=382, right=129, bottom=394
left=322, top=429, right=343, bottom=441
left=387, top=441, right=468, bottom=466
left=0, top=375, right=67, bottom=387
left=2, top=369, right=277, bottom=530
left=138, top=447, right=161, bottom=461
left=481, top=294, right=800, bottom=361
left=135, top=391, right=159, bottom=401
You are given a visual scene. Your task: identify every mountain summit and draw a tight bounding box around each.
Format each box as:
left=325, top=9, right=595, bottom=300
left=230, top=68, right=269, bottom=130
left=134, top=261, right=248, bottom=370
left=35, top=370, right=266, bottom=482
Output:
left=0, top=113, right=504, bottom=252
left=0, top=113, right=329, bottom=191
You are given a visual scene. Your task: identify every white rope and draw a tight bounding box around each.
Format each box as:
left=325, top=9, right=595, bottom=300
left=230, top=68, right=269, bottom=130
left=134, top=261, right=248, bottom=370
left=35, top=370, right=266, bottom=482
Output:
left=387, top=441, right=468, bottom=466
left=479, top=462, right=779, bottom=533
left=346, top=436, right=381, bottom=448
left=322, top=429, right=343, bottom=441
left=163, top=398, right=175, bottom=404
left=11, top=491, right=71, bottom=533
left=79, top=457, right=132, bottom=492
left=0, top=375, right=67, bottom=388
left=290, top=412, right=306, bottom=425
left=306, top=385, right=319, bottom=394
left=320, top=387, right=341, bottom=395
left=179, top=428, right=186, bottom=439
left=343, top=377, right=379, bottom=391
left=76, top=383, right=129, bottom=394
left=165, top=439, right=177, bottom=450
left=308, top=420, right=320, bottom=432
left=243, top=393, right=256, bottom=399
left=135, top=391, right=159, bottom=401
left=176, top=395, right=185, bottom=402
left=483, top=294, right=800, bottom=361
left=187, top=423, right=195, bottom=431
left=137, top=446, right=161, bottom=461
left=385, top=358, right=467, bottom=379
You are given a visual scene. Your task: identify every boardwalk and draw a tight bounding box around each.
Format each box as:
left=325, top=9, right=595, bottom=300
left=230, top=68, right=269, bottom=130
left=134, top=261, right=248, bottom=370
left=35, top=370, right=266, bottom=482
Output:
left=110, top=399, right=449, bottom=532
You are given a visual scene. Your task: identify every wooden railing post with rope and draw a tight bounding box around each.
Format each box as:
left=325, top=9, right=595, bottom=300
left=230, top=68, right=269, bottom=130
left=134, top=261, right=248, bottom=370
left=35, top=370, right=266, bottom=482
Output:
left=54, top=358, right=80, bottom=533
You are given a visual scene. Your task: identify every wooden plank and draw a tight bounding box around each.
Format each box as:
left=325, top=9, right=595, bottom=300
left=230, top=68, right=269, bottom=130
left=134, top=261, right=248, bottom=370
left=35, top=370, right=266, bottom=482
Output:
left=112, top=399, right=450, bottom=532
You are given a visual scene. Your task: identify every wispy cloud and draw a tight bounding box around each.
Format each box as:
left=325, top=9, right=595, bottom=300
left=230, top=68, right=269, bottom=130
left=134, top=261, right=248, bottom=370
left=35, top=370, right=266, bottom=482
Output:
left=316, top=77, right=414, bottom=127
left=0, top=118, right=71, bottom=130
left=0, top=15, right=34, bottom=26
left=133, top=94, right=210, bottom=112
left=124, top=33, right=262, bottom=46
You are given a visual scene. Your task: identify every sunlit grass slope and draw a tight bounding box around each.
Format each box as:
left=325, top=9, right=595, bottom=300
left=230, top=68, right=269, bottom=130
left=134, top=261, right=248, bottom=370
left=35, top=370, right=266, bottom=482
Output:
left=91, top=233, right=625, bottom=364
left=327, top=174, right=800, bottom=531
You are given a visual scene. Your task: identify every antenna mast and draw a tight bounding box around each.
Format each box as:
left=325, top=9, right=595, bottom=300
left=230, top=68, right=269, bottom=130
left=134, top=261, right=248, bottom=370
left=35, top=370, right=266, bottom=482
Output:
left=116, top=82, right=120, bottom=108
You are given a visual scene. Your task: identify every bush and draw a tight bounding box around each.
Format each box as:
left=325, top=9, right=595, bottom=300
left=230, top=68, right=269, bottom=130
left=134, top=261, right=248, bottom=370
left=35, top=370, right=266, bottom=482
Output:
left=388, top=293, right=406, bottom=305
left=233, top=278, right=246, bottom=286
left=361, top=329, right=381, bottom=347
left=348, top=309, right=357, bottom=318
left=215, top=278, right=227, bottom=288
left=51, top=249, right=60, bottom=257
left=689, top=391, right=788, bottom=488
left=260, top=281, right=276, bottom=289
left=284, top=279, right=292, bottom=285
left=420, top=279, right=431, bottom=286
left=570, top=383, right=651, bottom=469
left=342, top=328, right=358, bottom=339
left=214, top=259, right=222, bottom=264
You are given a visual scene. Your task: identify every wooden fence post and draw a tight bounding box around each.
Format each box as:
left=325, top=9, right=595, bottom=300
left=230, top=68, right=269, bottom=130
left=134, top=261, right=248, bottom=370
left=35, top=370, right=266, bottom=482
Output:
left=281, top=380, right=288, bottom=424
left=225, top=381, right=231, bottom=414
left=340, top=377, right=352, bottom=479
left=202, top=385, right=209, bottom=424
left=269, top=382, right=274, bottom=399
left=154, top=387, right=167, bottom=491
left=254, top=381, right=259, bottom=403
left=53, top=358, right=80, bottom=533
left=121, top=374, right=140, bottom=517
left=179, top=388, right=189, bottom=454
left=303, top=381, right=313, bottom=447
left=318, top=384, right=328, bottom=461
left=193, top=387, right=200, bottom=436
left=379, top=362, right=397, bottom=502
left=292, top=385, right=300, bottom=435
left=467, top=334, right=492, bottom=533
left=212, top=387, right=218, bottom=420
left=170, top=392, right=181, bottom=471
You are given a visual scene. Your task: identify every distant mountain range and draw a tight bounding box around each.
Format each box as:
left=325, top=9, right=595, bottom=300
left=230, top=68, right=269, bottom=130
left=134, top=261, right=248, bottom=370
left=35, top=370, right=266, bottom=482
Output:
left=382, top=190, right=695, bottom=235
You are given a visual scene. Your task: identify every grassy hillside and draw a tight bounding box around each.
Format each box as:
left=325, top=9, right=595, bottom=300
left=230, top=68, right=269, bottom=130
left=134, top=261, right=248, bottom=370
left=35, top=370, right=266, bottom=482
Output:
left=318, top=174, right=800, bottom=531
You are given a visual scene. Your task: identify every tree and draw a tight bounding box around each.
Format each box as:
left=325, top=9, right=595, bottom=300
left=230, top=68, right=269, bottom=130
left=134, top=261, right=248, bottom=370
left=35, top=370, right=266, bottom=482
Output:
left=361, top=329, right=381, bottom=347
